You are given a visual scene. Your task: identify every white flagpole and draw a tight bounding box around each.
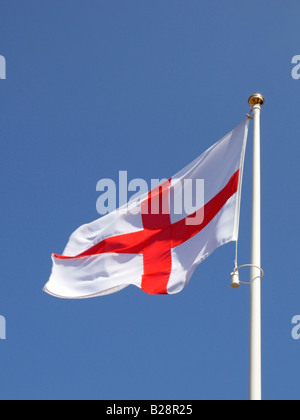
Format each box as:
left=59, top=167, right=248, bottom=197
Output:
left=248, top=93, right=265, bottom=401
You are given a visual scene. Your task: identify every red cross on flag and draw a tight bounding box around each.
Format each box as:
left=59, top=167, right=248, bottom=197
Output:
left=44, top=120, right=249, bottom=299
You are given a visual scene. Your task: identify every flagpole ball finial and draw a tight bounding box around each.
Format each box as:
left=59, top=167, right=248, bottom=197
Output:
left=248, top=93, right=265, bottom=107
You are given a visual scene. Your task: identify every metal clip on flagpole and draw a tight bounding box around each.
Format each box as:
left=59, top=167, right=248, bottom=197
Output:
left=231, top=264, right=264, bottom=288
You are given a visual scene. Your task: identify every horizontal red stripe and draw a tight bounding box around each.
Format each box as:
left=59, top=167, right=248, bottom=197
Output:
left=53, top=230, right=146, bottom=259
left=171, top=169, right=240, bottom=247
left=54, top=170, right=239, bottom=264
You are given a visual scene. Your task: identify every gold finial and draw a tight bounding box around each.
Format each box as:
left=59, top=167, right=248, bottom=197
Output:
left=248, top=93, right=265, bottom=107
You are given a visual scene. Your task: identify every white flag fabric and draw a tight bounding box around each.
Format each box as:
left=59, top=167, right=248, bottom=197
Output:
left=44, top=120, right=249, bottom=298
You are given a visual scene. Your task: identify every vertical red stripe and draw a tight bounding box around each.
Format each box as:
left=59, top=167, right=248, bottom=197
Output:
left=141, top=180, right=172, bottom=295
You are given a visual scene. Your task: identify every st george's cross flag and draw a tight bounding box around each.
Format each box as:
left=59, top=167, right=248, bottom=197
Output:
left=44, top=120, right=249, bottom=299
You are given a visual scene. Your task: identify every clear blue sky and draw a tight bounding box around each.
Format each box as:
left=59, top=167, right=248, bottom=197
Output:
left=1, top=1, right=299, bottom=400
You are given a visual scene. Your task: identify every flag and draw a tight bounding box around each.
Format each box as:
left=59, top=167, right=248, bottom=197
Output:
left=44, top=120, right=249, bottom=298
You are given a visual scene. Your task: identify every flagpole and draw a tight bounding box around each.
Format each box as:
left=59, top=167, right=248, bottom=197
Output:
left=248, top=93, right=265, bottom=401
